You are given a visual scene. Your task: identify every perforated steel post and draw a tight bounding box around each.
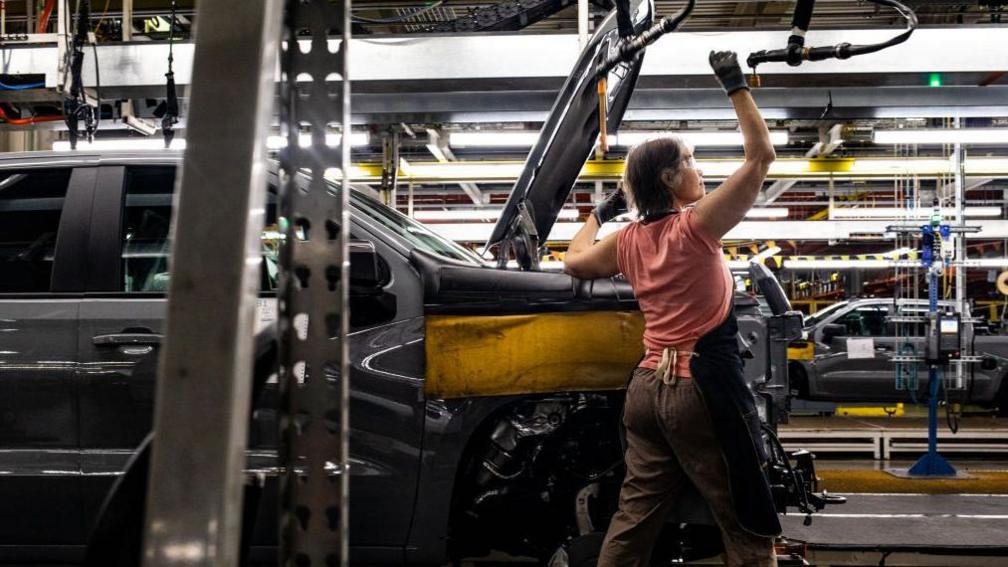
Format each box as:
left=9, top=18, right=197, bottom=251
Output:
left=277, top=1, right=351, bottom=565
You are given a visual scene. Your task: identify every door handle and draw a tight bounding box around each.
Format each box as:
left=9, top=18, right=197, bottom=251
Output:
left=93, top=333, right=164, bottom=347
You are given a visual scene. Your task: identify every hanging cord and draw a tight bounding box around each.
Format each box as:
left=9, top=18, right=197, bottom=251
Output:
left=594, top=0, right=696, bottom=77
left=153, top=0, right=179, bottom=148
left=747, top=0, right=917, bottom=81
left=63, top=0, right=98, bottom=149
left=37, top=0, right=55, bottom=33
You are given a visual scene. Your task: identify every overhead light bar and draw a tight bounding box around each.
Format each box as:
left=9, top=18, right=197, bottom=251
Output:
left=448, top=130, right=788, bottom=148
left=614, top=130, right=789, bottom=147
left=53, top=138, right=188, bottom=151
left=266, top=132, right=369, bottom=148
left=874, top=128, right=1008, bottom=145
left=783, top=259, right=894, bottom=270
left=448, top=131, right=540, bottom=148
left=413, top=208, right=579, bottom=221
left=53, top=132, right=369, bottom=152
left=830, top=206, right=1002, bottom=219
left=746, top=208, right=789, bottom=219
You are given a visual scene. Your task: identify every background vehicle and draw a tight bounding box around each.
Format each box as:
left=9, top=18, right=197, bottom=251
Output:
left=790, top=298, right=1008, bottom=412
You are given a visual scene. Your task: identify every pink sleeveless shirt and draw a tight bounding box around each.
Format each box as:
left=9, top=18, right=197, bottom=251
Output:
left=616, top=207, right=733, bottom=378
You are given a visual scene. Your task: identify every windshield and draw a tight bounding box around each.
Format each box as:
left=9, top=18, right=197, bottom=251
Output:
left=350, top=190, right=485, bottom=265
left=803, top=301, right=848, bottom=328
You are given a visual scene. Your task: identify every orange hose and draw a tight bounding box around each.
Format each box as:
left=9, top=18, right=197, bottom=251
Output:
left=0, top=104, right=63, bottom=125
left=37, top=0, right=55, bottom=34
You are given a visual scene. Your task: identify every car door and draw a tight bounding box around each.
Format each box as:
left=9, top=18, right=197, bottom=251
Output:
left=76, top=165, right=426, bottom=558
left=76, top=165, right=171, bottom=527
left=810, top=302, right=897, bottom=401
left=0, top=166, right=89, bottom=548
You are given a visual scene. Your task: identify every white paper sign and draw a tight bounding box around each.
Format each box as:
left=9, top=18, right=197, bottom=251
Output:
left=846, top=338, right=875, bottom=359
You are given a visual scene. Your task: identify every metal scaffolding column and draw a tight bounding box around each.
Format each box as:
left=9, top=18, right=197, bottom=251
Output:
left=140, top=0, right=282, bottom=565
left=277, top=1, right=352, bottom=565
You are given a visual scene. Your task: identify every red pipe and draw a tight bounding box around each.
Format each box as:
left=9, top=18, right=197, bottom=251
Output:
left=0, top=104, right=63, bottom=125
left=36, top=0, right=55, bottom=34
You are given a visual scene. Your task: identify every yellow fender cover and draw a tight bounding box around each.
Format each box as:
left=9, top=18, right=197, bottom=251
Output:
left=425, top=311, right=645, bottom=398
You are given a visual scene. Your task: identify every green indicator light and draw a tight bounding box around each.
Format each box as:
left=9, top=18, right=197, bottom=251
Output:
left=929, top=73, right=943, bottom=87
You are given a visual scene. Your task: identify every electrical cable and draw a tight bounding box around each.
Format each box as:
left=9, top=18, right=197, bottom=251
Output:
left=0, top=80, right=44, bottom=90
left=351, top=1, right=443, bottom=24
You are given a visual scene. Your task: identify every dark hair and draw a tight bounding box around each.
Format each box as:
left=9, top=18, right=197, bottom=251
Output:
left=623, top=136, right=689, bottom=220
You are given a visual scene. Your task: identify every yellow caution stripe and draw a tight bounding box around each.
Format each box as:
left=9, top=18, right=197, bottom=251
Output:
left=788, top=341, right=815, bottom=361
left=835, top=403, right=905, bottom=417
left=818, top=469, right=1008, bottom=494
left=425, top=311, right=645, bottom=399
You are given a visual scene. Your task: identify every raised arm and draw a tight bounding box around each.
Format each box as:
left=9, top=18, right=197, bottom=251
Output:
left=562, top=189, right=625, bottom=279
left=694, top=51, right=776, bottom=240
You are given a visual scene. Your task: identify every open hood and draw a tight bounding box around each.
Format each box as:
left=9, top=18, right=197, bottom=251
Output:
left=485, top=0, right=655, bottom=269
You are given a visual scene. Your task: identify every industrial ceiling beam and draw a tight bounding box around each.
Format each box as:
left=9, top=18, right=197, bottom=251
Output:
left=425, top=127, right=485, bottom=205
left=761, top=124, right=844, bottom=205
left=2, top=27, right=1002, bottom=92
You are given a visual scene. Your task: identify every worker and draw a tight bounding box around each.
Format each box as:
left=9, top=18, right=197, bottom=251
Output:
left=563, top=51, right=780, bottom=567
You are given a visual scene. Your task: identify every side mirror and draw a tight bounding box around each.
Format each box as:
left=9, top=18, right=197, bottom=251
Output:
left=820, top=323, right=845, bottom=345
left=350, top=241, right=389, bottom=293
left=349, top=241, right=396, bottom=327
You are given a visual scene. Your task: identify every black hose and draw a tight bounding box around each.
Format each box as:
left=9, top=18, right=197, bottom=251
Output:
left=747, top=0, right=917, bottom=70
left=594, top=0, right=696, bottom=78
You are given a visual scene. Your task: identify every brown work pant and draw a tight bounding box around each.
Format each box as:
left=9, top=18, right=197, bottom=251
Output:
left=598, top=368, right=777, bottom=567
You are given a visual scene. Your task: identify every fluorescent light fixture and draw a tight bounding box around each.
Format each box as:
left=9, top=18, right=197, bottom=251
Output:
left=959, top=258, right=1008, bottom=268
left=874, top=128, right=1008, bottom=145
left=614, top=130, right=789, bottom=147
left=448, top=131, right=540, bottom=148
left=266, top=132, right=369, bottom=148
left=53, top=132, right=369, bottom=152
left=53, top=138, right=187, bottom=151
left=746, top=208, right=789, bottom=219
left=413, top=208, right=579, bottom=221
left=783, top=259, right=894, bottom=270
left=830, top=206, right=1001, bottom=219
left=448, top=130, right=788, bottom=148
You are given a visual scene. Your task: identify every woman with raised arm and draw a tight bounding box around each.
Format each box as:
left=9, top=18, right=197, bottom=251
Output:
left=564, top=51, right=780, bottom=567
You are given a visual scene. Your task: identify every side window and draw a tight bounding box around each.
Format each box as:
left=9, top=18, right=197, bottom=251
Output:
left=0, top=169, right=72, bottom=293
left=120, top=166, right=289, bottom=294
left=835, top=306, right=888, bottom=337
left=122, top=167, right=175, bottom=292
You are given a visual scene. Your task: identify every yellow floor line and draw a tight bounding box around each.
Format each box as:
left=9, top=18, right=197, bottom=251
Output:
left=818, top=469, right=1008, bottom=494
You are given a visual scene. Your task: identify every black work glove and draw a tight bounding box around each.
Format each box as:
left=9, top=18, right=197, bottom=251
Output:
left=592, top=189, right=627, bottom=225
left=709, top=50, right=749, bottom=96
